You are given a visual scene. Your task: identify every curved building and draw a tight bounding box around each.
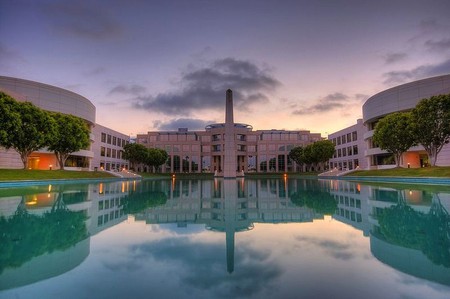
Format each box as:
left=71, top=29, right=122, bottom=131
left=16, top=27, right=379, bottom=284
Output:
left=0, top=76, right=129, bottom=170
left=362, top=74, right=450, bottom=168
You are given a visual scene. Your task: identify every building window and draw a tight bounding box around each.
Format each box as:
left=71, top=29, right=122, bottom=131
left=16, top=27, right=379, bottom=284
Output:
left=338, top=149, right=342, bottom=157
left=100, top=146, right=105, bottom=157
left=112, top=149, right=116, bottom=158
left=348, top=146, right=352, bottom=156
left=337, top=136, right=341, bottom=145
left=353, top=145, right=358, bottom=155
left=342, top=135, right=346, bottom=144
left=343, top=148, right=347, bottom=156
left=107, top=134, right=112, bottom=144
left=113, top=136, right=117, bottom=146
left=101, top=133, right=106, bottom=143
left=107, top=148, right=111, bottom=157
left=347, top=133, right=351, bottom=142
left=352, top=131, right=357, bottom=141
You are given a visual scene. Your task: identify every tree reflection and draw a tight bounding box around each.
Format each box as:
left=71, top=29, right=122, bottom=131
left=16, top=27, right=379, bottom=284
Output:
left=120, top=180, right=168, bottom=214
left=289, top=180, right=337, bottom=215
left=0, top=193, right=88, bottom=273
left=376, top=192, right=450, bottom=267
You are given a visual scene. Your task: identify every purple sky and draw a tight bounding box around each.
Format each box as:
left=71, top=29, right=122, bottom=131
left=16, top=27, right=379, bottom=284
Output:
left=1, top=0, right=450, bottom=136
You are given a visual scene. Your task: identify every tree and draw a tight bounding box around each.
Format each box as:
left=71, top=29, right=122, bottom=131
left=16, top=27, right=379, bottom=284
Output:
left=145, top=148, right=168, bottom=172
left=288, top=146, right=304, bottom=171
left=311, top=140, right=335, bottom=166
left=48, top=112, right=91, bottom=170
left=0, top=92, right=21, bottom=146
left=372, top=112, right=416, bottom=167
left=0, top=96, right=56, bottom=169
left=411, top=94, right=450, bottom=166
left=122, top=143, right=148, bottom=170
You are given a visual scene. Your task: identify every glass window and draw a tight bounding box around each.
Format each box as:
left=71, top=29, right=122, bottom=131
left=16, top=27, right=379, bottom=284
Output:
left=101, top=133, right=106, bottom=143
left=100, top=146, right=105, bottom=157
left=107, top=148, right=111, bottom=157
left=347, top=133, right=351, bottom=142
left=107, top=134, right=112, bottom=144
left=113, top=136, right=117, bottom=145
left=352, top=131, right=357, bottom=141
left=342, top=135, right=346, bottom=144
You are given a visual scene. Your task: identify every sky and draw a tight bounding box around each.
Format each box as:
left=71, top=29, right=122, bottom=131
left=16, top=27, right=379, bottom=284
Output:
left=1, top=0, right=450, bottom=137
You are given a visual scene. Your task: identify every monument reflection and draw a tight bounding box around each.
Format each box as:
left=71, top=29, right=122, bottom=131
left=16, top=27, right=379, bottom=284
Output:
left=1, top=177, right=449, bottom=291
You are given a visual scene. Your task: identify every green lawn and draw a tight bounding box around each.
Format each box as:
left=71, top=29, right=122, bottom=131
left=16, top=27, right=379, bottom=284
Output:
left=1, top=167, right=449, bottom=182
left=0, top=169, right=115, bottom=181
left=347, top=167, right=450, bottom=177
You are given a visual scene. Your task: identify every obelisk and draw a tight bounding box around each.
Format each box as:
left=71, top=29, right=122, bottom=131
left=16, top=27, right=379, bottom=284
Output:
left=223, top=89, right=236, bottom=178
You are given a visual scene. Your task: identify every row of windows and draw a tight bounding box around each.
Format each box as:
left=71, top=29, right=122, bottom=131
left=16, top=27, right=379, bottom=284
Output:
left=336, top=195, right=361, bottom=209
left=334, top=145, right=359, bottom=158
left=337, top=208, right=362, bottom=223
left=332, top=131, right=357, bottom=146
left=330, top=159, right=359, bottom=170
left=98, top=198, right=123, bottom=210
left=101, top=132, right=129, bottom=147
left=100, top=146, right=123, bottom=159
left=99, top=162, right=127, bottom=171
left=159, top=144, right=298, bottom=153
left=97, top=209, right=125, bottom=226
left=145, top=132, right=316, bottom=143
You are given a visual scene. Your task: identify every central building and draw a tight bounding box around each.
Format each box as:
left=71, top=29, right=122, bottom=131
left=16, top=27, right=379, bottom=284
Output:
left=136, top=90, right=323, bottom=173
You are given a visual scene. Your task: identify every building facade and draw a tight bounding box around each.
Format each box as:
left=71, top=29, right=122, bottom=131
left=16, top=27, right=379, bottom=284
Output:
left=328, top=119, right=368, bottom=171
left=137, top=91, right=323, bottom=174
left=0, top=76, right=129, bottom=170
left=91, top=124, right=130, bottom=171
left=362, top=74, right=450, bottom=169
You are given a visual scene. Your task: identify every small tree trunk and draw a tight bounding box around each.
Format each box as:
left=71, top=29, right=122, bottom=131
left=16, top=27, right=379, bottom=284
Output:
left=427, top=147, right=438, bottom=166
left=395, top=153, right=401, bottom=167
left=20, top=152, right=28, bottom=169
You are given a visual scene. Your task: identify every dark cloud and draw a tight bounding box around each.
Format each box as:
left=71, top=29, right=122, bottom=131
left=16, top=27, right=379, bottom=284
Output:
left=41, top=2, right=122, bottom=40
left=153, top=118, right=215, bottom=131
left=384, top=52, right=408, bottom=64
left=121, top=237, right=282, bottom=298
left=83, top=67, right=107, bottom=76
left=109, top=84, right=147, bottom=96
left=133, top=58, right=281, bottom=116
left=295, top=236, right=355, bottom=261
left=0, top=44, right=26, bottom=71
left=425, top=38, right=450, bottom=52
left=292, top=92, right=350, bottom=115
left=383, top=59, right=450, bottom=85
left=355, top=93, right=369, bottom=103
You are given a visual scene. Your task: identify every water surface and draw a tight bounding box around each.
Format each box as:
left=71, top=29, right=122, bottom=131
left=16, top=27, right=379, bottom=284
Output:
left=1, top=178, right=449, bottom=299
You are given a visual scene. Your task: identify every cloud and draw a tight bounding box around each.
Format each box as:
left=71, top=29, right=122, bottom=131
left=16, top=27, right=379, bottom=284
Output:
left=0, top=44, right=26, bottom=70
left=109, top=84, right=147, bottom=96
left=383, top=52, right=408, bottom=64
left=40, top=2, right=122, bottom=40
left=83, top=67, right=107, bottom=76
left=383, top=59, right=450, bottom=85
left=133, top=58, right=281, bottom=116
left=153, top=118, right=215, bottom=131
left=425, top=38, right=450, bottom=52
left=122, top=237, right=282, bottom=298
left=295, top=236, right=355, bottom=261
left=292, top=92, right=350, bottom=115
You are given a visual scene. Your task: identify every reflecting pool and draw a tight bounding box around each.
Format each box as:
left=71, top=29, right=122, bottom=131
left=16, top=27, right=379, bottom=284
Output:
left=0, top=177, right=450, bottom=299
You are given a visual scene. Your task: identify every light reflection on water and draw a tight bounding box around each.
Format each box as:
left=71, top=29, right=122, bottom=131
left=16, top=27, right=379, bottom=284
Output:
left=0, top=178, right=450, bottom=299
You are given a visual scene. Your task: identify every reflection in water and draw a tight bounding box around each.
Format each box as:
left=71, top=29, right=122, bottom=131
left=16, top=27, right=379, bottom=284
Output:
left=0, top=178, right=449, bottom=297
